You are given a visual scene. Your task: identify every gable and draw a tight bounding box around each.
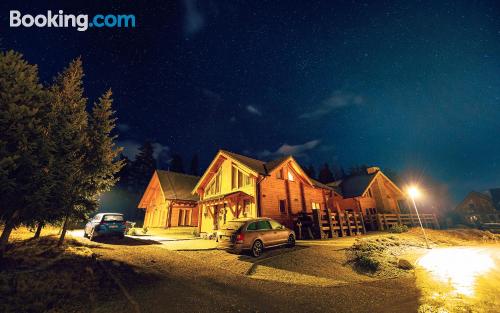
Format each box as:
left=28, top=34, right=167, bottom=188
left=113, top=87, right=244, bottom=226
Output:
left=338, top=170, right=403, bottom=198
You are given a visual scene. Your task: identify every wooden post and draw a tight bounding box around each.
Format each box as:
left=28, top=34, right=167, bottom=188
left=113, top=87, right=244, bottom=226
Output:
left=323, top=192, right=334, bottom=238
left=358, top=212, right=367, bottom=234
left=376, top=214, right=384, bottom=231
left=382, top=214, right=389, bottom=230
left=397, top=213, right=402, bottom=225
left=368, top=212, right=375, bottom=231
left=345, top=213, right=353, bottom=236
left=433, top=213, right=440, bottom=229
left=352, top=211, right=360, bottom=235
left=336, top=208, right=345, bottom=237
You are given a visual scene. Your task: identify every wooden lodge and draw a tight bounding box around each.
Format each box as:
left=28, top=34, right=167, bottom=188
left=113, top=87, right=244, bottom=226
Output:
left=454, top=189, right=500, bottom=224
left=138, top=170, right=200, bottom=228
left=138, top=152, right=440, bottom=237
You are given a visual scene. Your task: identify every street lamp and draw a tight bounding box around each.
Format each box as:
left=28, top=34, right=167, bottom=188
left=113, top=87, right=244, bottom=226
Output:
left=408, top=186, right=430, bottom=249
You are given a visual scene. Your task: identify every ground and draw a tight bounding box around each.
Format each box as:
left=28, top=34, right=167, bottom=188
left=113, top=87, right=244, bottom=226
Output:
left=1, top=226, right=499, bottom=313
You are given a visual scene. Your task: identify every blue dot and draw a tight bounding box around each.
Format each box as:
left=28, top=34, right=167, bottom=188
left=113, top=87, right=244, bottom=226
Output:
left=89, top=22, right=93, bottom=27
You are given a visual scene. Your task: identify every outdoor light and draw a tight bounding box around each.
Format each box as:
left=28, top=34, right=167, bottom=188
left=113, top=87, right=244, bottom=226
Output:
left=408, top=185, right=430, bottom=249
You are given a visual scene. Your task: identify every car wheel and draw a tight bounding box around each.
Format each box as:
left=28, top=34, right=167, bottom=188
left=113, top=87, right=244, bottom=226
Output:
left=287, top=234, right=295, bottom=248
left=118, top=233, right=125, bottom=239
left=251, top=240, right=263, bottom=257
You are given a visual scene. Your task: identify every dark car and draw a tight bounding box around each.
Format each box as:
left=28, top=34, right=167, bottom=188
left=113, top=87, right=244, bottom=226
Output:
left=84, top=213, right=126, bottom=241
left=217, top=218, right=295, bottom=257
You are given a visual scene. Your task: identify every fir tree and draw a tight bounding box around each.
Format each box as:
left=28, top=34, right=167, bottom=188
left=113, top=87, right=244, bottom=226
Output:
left=318, top=163, right=334, bottom=184
left=48, top=57, right=90, bottom=245
left=0, top=51, right=49, bottom=254
left=170, top=153, right=185, bottom=173
left=190, top=154, right=199, bottom=176
left=86, top=89, right=124, bottom=195
left=129, top=142, right=156, bottom=191
left=305, top=165, right=316, bottom=179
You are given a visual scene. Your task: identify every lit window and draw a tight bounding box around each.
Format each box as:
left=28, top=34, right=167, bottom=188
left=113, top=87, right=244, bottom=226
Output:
left=312, top=202, right=320, bottom=210
left=288, top=171, right=294, bottom=181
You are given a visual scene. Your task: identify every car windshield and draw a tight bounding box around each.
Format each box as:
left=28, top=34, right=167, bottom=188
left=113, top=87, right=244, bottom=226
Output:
left=223, top=221, right=245, bottom=230
left=103, top=215, right=124, bottom=222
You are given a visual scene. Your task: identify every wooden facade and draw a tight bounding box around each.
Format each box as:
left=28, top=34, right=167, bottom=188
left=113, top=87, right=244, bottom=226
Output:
left=193, top=150, right=336, bottom=236
left=455, top=191, right=499, bottom=224
left=138, top=170, right=199, bottom=228
left=328, top=167, right=407, bottom=215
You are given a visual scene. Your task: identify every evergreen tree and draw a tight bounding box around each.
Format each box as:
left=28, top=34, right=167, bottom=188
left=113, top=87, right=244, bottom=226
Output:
left=86, top=89, right=124, bottom=195
left=190, top=154, right=199, bottom=176
left=48, top=57, right=90, bottom=245
left=129, top=142, right=156, bottom=191
left=0, top=51, right=49, bottom=254
left=318, top=163, right=334, bottom=184
left=170, top=153, right=185, bottom=173
left=332, top=165, right=346, bottom=180
left=305, top=165, right=316, bottom=179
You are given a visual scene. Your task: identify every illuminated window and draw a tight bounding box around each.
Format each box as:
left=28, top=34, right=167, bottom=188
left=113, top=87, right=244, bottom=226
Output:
left=312, top=202, right=320, bottom=210
left=287, top=171, right=294, bottom=181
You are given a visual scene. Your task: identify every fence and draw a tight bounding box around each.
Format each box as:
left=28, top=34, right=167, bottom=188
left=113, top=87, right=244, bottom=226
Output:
left=320, top=211, right=366, bottom=237
left=364, top=213, right=440, bottom=231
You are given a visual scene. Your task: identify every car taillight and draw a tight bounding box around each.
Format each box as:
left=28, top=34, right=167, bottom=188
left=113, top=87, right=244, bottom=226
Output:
left=236, top=233, right=244, bottom=243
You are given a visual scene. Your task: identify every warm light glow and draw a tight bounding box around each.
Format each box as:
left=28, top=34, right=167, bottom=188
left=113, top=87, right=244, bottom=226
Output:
left=408, top=186, right=421, bottom=198
left=418, top=248, right=494, bottom=296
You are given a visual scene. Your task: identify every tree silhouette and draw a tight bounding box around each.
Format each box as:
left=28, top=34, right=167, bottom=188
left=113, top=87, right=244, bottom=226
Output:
left=170, top=153, right=185, bottom=173
left=318, top=163, right=334, bottom=183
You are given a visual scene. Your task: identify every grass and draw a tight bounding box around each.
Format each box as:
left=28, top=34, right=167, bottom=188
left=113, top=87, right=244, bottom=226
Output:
left=0, top=227, right=157, bottom=313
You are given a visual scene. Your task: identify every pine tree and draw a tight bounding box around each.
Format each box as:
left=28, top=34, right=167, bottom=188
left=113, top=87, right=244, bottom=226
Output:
left=129, top=142, right=156, bottom=191
left=318, top=163, right=334, bottom=184
left=190, top=154, right=199, bottom=176
left=170, top=153, right=185, bottom=173
left=86, top=89, right=124, bottom=195
left=0, top=51, right=49, bottom=254
left=305, top=165, right=316, bottom=179
left=48, top=57, right=90, bottom=245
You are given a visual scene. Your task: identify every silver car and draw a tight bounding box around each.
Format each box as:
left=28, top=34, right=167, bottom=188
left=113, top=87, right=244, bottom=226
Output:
left=217, top=218, right=295, bottom=257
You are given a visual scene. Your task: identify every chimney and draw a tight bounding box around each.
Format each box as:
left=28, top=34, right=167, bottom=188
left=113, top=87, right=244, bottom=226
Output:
left=366, top=166, right=380, bottom=174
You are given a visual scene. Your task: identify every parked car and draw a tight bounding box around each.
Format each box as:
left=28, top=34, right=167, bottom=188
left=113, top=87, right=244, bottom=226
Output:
left=479, top=222, right=500, bottom=234
left=217, top=217, right=295, bottom=257
left=84, top=213, right=126, bottom=241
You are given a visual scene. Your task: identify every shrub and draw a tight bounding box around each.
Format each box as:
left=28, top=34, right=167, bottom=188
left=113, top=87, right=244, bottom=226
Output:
left=141, top=227, right=148, bottom=235
left=355, top=255, right=380, bottom=272
left=192, top=229, right=200, bottom=237
left=388, top=224, right=409, bottom=233
left=128, top=228, right=137, bottom=236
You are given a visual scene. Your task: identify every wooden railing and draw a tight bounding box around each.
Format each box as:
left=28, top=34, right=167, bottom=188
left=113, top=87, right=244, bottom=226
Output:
left=365, top=213, right=440, bottom=231
left=320, top=211, right=366, bottom=237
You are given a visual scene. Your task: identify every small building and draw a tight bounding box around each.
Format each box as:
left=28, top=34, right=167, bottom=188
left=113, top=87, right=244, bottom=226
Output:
left=192, top=150, right=335, bottom=236
left=138, top=170, right=200, bottom=228
left=328, top=167, right=407, bottom=215
left=455, top=190, right=500, bottom=224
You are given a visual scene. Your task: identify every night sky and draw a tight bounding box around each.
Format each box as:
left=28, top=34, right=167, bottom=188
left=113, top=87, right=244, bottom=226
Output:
left=1, top=1, right=499, bottom=205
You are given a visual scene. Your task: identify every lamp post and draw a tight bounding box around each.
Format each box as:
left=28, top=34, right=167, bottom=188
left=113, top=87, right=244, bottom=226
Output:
left=408, top=186, right=430, bottom=249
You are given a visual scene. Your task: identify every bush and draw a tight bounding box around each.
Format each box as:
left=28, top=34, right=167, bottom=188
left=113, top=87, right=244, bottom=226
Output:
left=388, top=224, right=409, bottom=233
left=356, top=255, right=380, bottom=272
left=128, top=228, right=137, bottom=236
left=192, top=229, right=200, bottom=237
left=141, top=227, right=148, bottom=235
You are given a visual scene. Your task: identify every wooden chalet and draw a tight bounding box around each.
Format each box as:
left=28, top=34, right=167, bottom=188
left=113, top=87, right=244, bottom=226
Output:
left=328, top=167, right=407, bottom=215
left=192, top=150, right=345, bottom=237
left=454, top=189, right=500, bottom=224
left=138, top=170, right=200, bottom=228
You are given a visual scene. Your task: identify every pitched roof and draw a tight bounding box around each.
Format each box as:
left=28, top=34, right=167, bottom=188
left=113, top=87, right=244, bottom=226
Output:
left=310, top=178, right=334, bottom=191
left=220, top=150, right=290, bottom=176
left=156, top=170, right=200, bottom=201
left=338, top=173, right=378, bottom=198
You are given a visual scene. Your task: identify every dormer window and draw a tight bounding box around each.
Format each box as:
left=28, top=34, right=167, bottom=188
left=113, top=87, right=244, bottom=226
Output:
left=288, top=171, right=294, bottom=181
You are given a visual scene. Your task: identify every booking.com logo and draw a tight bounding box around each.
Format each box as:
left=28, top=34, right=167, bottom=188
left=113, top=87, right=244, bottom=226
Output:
left=9, top=10, right=136, bottom=31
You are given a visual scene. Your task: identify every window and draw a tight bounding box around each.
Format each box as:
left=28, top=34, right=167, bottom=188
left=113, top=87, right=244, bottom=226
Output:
left=276, top=168, right=283, bottom=179
left=279, top=200, right=287, bottom=214
left=103, top=214, right=124, bottom=222
left=257, top=220, right=272, bottom=230
left=287, top=171, right=294, bottom=181
left=247, top=222, right=258, bottom=231
left=312, top=202, right=320, bottom=210
left=243, top=199, right=251, bottom=215
left=269, top=220, right=283, bottom=230
left=231, top=166, right=237, bottom=189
